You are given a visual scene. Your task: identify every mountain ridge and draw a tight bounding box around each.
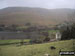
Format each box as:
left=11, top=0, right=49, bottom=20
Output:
left=0, top=7, right=75, bottom=26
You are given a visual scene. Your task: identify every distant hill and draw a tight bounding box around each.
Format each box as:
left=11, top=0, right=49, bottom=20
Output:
left=0, top=7, right=75, bottom=26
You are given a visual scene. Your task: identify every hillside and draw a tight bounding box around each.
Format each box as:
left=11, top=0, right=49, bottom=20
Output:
left=0, top=7, right=75, bottom=26
left=0, top=40, right=75, bottom=56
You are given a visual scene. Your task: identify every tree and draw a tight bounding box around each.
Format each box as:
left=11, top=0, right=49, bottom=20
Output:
left=30, top=31, right=50, bottom=43
left=20, top=39, right=24, bottom=45
left=59, top=12, right=75, bottom=40
left=42, top=32, right=50, bottom=42
left=31, top=35, right=46, bottom=43
left=9, top=24, right=19, bottom=31
left=0, top=24, right=5, bottom=27
left=0, top=28, right=4, bottom=31
left=25, top=23, right=31, bottom=26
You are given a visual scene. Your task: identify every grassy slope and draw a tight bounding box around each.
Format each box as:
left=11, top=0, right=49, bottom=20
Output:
left=0, top=40, right=75, bottom=56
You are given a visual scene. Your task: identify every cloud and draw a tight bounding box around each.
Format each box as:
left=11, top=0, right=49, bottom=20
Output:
left=0, top=0, right=75, bottom=9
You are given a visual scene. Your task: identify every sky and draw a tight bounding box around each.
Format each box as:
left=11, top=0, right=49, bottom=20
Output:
left=0, top=0, right=75, bottom=9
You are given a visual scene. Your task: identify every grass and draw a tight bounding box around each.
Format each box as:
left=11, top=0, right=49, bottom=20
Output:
left=48, top=30, right=59, bottom=34
left=0, top=39, right=30, bottom=44
left=0, top=40, right=75, bottom=56
left=16, top=26, right=29, bottom=30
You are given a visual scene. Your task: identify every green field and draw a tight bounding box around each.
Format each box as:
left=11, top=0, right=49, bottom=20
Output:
left=0, top=39, right=30, bottom=44
left=48, top=30, right=59, bottom=34
left=0, top=40, right=75, bottom=56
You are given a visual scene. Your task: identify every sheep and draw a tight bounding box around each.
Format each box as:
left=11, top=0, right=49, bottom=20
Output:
left=50, top=46, right=56, bottom=50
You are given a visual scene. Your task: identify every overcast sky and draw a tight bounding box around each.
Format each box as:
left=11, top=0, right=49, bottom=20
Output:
left=0, top=0, right=75, bottom=9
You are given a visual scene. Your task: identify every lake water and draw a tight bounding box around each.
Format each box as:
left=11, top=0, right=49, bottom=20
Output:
left=0, top=31, right=28, bottom=40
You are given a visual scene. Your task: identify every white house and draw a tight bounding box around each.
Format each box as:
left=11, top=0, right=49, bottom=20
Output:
left=56, top=32, right=61, bottom=40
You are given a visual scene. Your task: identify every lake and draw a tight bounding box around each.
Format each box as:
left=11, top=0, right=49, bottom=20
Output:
left=0, top=31, right=28, bottom=40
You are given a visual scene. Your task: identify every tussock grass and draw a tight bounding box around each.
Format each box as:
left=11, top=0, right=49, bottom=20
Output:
left=0, top=40, right=75, bottom=56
